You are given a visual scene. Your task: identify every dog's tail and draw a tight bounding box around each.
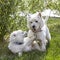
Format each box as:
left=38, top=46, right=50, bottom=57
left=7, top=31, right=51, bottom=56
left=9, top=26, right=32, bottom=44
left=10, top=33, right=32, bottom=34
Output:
left=44, top=16, right=49, bottom=22
left=43, top=10, right=51, bottom=22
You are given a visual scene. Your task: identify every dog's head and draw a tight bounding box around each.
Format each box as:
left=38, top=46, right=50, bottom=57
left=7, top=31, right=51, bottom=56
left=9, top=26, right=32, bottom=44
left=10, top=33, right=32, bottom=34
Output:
left=27, top=12, right=44, bottom=32
left=9, top=30, right=27, bottom=43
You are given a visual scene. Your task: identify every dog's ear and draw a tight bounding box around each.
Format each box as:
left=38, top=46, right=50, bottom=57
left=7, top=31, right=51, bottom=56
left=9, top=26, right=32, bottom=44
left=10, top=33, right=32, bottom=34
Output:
left=39, top=12, right=41, bottom=17
left=27, top=14, right=31, bottom=20
left=38, top=12, right=41, bottom=17
left=36, top=12, right=41, bottom=18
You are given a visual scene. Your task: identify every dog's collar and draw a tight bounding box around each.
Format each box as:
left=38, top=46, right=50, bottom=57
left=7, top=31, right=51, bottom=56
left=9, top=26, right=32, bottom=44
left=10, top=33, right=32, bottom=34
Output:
left=35, top=25, right=45, bottom=33
left=32, top=28, right=42, bottom=33
left=14, top=42, right=23, bottom=45
left=36, top=28, right=42, bottom=32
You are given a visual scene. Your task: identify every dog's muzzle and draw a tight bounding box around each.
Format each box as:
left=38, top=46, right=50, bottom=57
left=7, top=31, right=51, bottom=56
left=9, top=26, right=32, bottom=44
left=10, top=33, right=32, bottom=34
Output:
left=32, top=25, right=36, bottom=32
left=32, top=27, right=42, bottom=33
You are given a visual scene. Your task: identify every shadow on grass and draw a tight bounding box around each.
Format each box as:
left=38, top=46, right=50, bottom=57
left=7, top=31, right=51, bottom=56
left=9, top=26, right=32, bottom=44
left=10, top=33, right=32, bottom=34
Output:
left=0, top=41, right=50, bottom=60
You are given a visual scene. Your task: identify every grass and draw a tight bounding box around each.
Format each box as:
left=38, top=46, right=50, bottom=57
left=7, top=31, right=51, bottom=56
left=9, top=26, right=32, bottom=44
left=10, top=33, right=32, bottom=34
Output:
left=0, top=18, right=60, bottom=60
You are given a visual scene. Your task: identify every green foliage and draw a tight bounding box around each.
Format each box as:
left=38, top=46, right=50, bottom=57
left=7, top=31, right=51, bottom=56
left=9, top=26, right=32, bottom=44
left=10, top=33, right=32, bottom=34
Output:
left=46, top=0, right=60, bottom=11
left=0, top=0, right=60, bottom=41
left=0, top=0, right=18, bottom=41
left=23, top=0, right=44, bottom=13
left=22, top=0, right=60, bottom=12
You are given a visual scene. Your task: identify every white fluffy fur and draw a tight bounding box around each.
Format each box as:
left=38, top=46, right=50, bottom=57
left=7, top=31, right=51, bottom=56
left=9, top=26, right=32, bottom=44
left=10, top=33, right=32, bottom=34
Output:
left=27, top=12, right=51, bottom=51
left=8, top=30, right=29, bottom=56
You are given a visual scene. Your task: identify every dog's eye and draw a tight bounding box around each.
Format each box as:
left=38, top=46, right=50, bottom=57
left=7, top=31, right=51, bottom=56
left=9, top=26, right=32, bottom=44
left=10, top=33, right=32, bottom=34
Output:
left=13, top=34, right=16, bottom=37
left=35, top=21, right=38, bottom=23
left=30, top=22, right=32, bottom=23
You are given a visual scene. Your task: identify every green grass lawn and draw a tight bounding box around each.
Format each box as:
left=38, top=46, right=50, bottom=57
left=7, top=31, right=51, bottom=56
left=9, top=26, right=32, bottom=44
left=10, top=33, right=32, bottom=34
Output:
left=0, top=18, right=60, bottom=60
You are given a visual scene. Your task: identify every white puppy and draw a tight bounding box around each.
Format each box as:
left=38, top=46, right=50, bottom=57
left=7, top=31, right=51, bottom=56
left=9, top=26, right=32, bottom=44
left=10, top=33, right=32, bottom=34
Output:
left=8, top=30, right=39, bottom=56
left=27, top=12, right=51, bottom=51
left=8, top=30, right=28, bottom=56
left=8, top=30, right=41, bottom=56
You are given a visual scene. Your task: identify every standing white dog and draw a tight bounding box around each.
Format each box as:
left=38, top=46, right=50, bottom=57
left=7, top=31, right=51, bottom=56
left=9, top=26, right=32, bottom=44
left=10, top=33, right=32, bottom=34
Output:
left=27, top=12, right=51, bottom=51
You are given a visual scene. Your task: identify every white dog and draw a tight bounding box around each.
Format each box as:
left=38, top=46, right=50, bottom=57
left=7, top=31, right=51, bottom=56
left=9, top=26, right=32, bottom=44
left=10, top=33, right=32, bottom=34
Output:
left=8, top=30, right=40, bottom=56
left=8, top=30, right=28, bottom=56
left=27, top=12, right=51, bottom=51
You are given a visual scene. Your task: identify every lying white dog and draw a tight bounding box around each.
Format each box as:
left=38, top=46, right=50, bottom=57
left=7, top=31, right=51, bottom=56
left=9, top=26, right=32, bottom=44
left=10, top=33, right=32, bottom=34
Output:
left=8, top=30, right=40, bottom=56
left=8, top=30, right=28, bottom=56
left=27, top=12, right=51, bottom=51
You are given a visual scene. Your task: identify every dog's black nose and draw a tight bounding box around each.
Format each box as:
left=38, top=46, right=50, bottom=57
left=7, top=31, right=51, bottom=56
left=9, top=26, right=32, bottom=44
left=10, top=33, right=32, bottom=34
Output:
left=32, top=25, right=35, bottom=28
